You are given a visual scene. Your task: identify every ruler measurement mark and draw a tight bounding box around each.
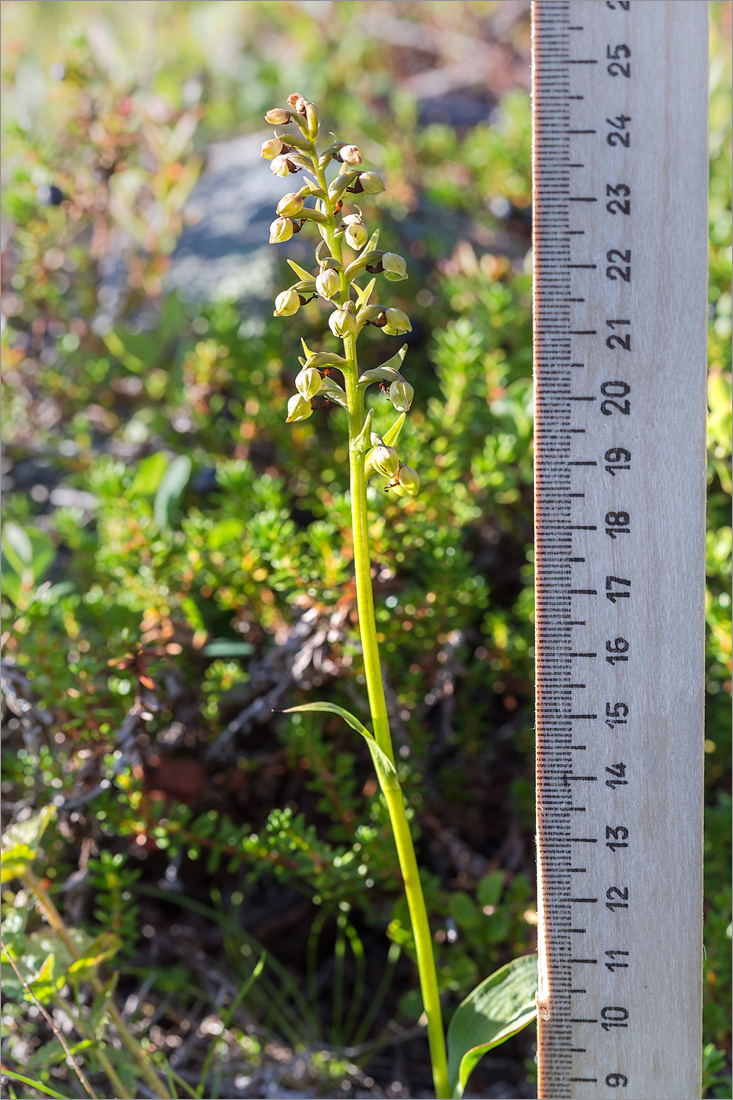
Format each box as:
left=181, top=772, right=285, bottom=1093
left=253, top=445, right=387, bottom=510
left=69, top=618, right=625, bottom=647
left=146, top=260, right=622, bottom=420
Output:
left=534, top=2, right=707, bottom=1097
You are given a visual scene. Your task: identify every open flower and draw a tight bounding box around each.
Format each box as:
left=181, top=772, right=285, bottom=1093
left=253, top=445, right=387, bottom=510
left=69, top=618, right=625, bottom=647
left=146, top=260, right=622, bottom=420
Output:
left=271, top=154, right=299, bottom=178
left=352, top=171, right=385, bottom=194
left=339, top=144, right=362, bottom=165
left=382, top=253, right=408, bottom=281
left=344, top=220, right=368, bottom=251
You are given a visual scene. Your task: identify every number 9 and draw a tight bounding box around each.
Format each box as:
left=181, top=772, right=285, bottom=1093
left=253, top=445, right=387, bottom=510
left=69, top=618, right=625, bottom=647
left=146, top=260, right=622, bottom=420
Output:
left=605, top=1073, right=628, bottom=1088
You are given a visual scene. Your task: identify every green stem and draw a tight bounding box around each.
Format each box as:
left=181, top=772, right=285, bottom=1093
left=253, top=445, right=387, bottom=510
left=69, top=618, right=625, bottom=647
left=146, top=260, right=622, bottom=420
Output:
left=23, top=868, right=172, bottom=1100
left=346, top=410, right=450, bottom=1100
left=310, top=147, right=450, bottom=1099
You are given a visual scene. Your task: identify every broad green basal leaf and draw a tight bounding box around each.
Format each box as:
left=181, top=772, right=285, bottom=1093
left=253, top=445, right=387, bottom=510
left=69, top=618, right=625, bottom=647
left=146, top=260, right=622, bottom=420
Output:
left=280, top=701, right=398, bottom=791
left=447, top=953, right=537, bottom=1099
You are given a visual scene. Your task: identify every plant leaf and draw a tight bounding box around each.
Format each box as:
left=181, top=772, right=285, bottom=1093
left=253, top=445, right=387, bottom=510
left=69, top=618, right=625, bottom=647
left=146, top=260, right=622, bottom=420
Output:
left=1, top=804, right=56, bottom=883
left=0, top=1069, right=70, bottom=1099
left=67, top=932, right=123, bottom=980
left=381, top=411, right=407, bottom=448
left=354, top=277, right=376, bottom=307
left=447, top=954, right=537, bottom=1099
left=201, top=639, right=254, bottom=658
left=377, top=344, right=408, bottom=375
left=24, top=952, right=64, bottom=1003
left=88, top=971, right=119, bottom=1034
left=153, top=455, right=192, bottom=528
left=130, top=452, right=169, bottom=496
left=288, top=259, right=315, bottom=282
left=280, top=702, right=398, bottom=790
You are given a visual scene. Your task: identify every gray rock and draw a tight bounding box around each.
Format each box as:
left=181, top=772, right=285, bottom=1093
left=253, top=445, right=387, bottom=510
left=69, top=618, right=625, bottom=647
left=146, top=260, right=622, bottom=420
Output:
left=169, top=131, right=291, bottom=305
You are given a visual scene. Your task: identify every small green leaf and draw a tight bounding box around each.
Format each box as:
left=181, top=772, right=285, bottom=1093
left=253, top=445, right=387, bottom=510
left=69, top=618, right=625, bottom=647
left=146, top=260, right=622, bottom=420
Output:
left=88, top=971, right=119, bottom=1033
left=288, top=259, right=316, bottom=282
left=0, top=556, right=22, bottom=606
left=26, top=1037, right=94, bottom=1071
left=477, top=870, right=506, bottom=909
left=153, top=455, right=192, bottom=528
left=354, top=276, right=376, bottom=307
left=158, top=292, right=185, bottom=346
left=2, top=521, right=33, bottom=573
left=449, top=891, right=482, bottom=931
left=1, top=523, right=56, bottom=601
left=387, top=916, right=415, bottom=950
left=202, top=639, right=254, bottom=657
left=1, top=804, right=56, bottom=883
left=67, top=932, right=122, bottom=980
left=280, top=702, right=398, bottom=790
left=381, top=411, right=407, bottom=447
left=353, top=409, right=375, bottom=456
left=447, top=954, right=537, bottom=1099
left=377, top=344, right=408, bottom=375
left=130, top=452, right=169, bottom=496
left=25, top=952, right=64, bottom=1003
left=103, top=326, right=158, bottom=372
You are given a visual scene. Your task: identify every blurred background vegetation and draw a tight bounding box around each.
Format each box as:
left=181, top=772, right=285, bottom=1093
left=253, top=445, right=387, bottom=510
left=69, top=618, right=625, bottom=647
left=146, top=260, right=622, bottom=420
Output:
left=1, top=2, right=730, bottom=1097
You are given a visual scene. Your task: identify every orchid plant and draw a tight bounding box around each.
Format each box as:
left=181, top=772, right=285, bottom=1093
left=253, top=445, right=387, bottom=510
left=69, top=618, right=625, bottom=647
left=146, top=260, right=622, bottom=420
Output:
left=262, top=93, right=536, bottom=1100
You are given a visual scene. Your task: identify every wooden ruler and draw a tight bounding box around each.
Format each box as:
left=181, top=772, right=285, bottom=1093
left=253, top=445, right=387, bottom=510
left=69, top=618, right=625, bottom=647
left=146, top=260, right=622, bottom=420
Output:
left=532, top=3, right=708, bottom=1098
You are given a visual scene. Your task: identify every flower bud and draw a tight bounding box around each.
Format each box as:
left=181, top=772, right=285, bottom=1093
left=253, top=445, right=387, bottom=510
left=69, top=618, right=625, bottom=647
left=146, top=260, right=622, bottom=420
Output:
left=269, top=217, right=295, bottom=244
left=301, top=177, right=327, bottom=198
left=329, top=306, right=358, bottom=339
left=353, top=171, right=385, bottom=195
left=328, top=172, right=360, bottom=203
left=382, top=252, right=408, bottom=281
left=295, top=366, right=323, bottom=399
left=383, top=308, right=412, bottom=336
left=286, top=393, right=313, bottom=423
left=304, top=101, right=320, bottom=139
left=372, top=444, right=400, bottom=480
left=270, top=154, right=298, bottom=178
left=276, top=192, right=305, bottom=217
left=265, top=107, right=291, bottom=125
left=339, top=144, right=362, bottom=165
left=274, top=288, right=301, bottom=317
left=388, top=379, right=414, bottom=412
left=261, top=137, right=285, bottom=160
left=316, top=267, right=341, bottom=300
left=344, top=220, right=368, bottom=251
left=396, top=465, right=420, bottom=496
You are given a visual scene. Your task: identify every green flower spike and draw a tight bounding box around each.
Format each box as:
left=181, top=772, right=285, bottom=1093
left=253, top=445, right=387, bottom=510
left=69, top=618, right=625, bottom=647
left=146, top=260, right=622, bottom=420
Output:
left=260, top=97, right=538, bottom=1100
